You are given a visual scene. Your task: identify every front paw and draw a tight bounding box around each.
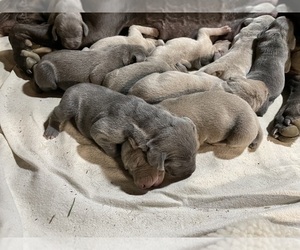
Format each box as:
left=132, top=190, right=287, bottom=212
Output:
left=44, top=125, right=60, bottom=139
left=20, top=39, right=52, bottom=74
left=272, top=112, right=300, bottom=139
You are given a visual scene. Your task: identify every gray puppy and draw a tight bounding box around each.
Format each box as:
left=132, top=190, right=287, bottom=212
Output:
left=102, top=25, right=232, bottom=93
left=157, top=91, right=263, bottom=152
left=47, top=0, right=88, bottom=49
left=32, top=44, right=148, bottom=91
left=200, top=15, right=275, bottom=79
left=121, top=140, right=165, bottom=189
left=44, top=83, right=199, bottom=178
left=247, top=16, right=296, bottom=116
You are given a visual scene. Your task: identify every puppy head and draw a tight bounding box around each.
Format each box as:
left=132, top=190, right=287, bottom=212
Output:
left=121, top=140, right=165, bottom=189
left=52, top=13, right=89, bottom=49
left=145, top=117, right=199, bottom=178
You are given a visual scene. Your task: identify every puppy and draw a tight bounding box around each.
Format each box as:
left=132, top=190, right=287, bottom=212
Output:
left=272, top=46, right=300, bottom=139
left=88, top=25, right=164, bottom=54
left=128, top=71, right=268, bottom=113
left=157, top=91, right=263, bottom=152
left=247, top=16, right=296, bottom=116
left=121, top=140, right=165, bottom=189
left=32, top=44, right=148, bottom=91
left=200, top=15, right=275, bottom=79
left=47, top=0, right=88, bottom=49
left=44, top=83, right=199, bottom=178
left=103, top=25, right=232, bottom=93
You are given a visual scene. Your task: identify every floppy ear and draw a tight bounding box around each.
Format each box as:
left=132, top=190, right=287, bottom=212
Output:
left=82, top=21, right=89, bottom=37
left=128, top=137, right=139, bottom=149
left=52, top=26, right=58, bottom=41
left=158, top=153, right=166, bottom=171
left=127, top=124, right=148, bottom=151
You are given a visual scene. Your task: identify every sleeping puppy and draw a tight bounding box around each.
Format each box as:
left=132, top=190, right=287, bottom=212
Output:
left=44, top=83, right=199, bottom=178
left=128, top=71, right=268, bottom=113
left=102, top=25, right=232, bottom=93
left=157, top=91, right=263, bottom=152
left=121, top=140, right=165, bottom=189
left=47, top=0, right=88, bottom=50
left=200, top=15, right=275, bottom=79
left=247, top=16, right=296, bottom=116
left=30, top=44, right=148, bottom=91
left=272, top=46, right=300, bottom=140
left=88, top=25, right=164, bottom=54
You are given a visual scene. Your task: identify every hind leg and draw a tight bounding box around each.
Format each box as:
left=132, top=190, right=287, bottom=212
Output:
left=44, top=93, right=77, bottom=139
left=272, top=75, right=300, bottom=139
left=197, top=26, right=232, bottom=39
left=34, top=60, right=58, bottom=92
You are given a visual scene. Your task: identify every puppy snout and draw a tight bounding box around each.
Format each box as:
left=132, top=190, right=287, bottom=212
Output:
left=62, top=39, right=81, bottom=50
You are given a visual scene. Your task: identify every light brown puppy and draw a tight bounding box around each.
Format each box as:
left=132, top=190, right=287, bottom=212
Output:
left=157, top=91, right=263, bottom=153
left=103, top=25, right=232, bottom=94
left=200, top=15, right=275, bottom=79
left=88, top=25, right=164, bottom=54
left=128, top=71, right=268, bottom=112
left=121, top=140, right=165, bottom=190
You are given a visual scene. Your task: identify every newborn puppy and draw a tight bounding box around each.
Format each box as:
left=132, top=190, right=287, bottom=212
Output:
left=128, top=71, right=268, bottom=112
left=103, top=25, right=232, bottom=93
left=271, top=45, right=300, bottom=139
left=32, top=44, right=148, bottom=91
left=247, top=16, right=296, bottom=116
left=47, top=0, right=88, bottom=49
left=44, top=83, right=199, bottom=178
left=88, top=25, right=164, bottom=54
left=121, top=140, right=165, bottom=189
left=128, top=71, right=225, bottom=104
left=200, top=15, right=275, bottom=79
left=157, top=91, right=263, bottom=152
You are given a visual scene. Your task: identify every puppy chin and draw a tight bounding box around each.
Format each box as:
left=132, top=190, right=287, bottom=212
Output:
left=63, top=40, right=81, bottom=50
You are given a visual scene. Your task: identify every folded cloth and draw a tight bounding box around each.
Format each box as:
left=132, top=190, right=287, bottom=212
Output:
left=0, top=34, right=300, bottom=239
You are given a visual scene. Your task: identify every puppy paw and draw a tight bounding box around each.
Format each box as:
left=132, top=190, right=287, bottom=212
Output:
left=272, top=113, right=300, bottom=139
left=220, top=25, right=232, bottom=34
left=44, top=126, right=60, bottom=139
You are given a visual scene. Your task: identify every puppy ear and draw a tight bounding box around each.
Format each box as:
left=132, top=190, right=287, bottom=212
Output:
left=127, top=124, right=148, bottom=151
left=82, top=21, right=89, bottom=37
left=52, top=26, right=58, bottom=41
left=158, top=152, right=166, bottom=171
left=128, top=137, right=139, bottom=149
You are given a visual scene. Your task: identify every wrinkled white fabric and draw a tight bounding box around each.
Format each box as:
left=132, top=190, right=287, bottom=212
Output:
left=0, top=27, right=299, bottom=247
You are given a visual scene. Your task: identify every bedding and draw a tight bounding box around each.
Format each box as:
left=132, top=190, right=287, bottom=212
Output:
left=1, top=13, right=300, bottom=250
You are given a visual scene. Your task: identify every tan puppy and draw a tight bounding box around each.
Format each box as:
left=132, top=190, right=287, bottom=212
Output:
left=128, top=71, right=268, bottom=112
left=102, top=25, right=232, bottom=93
left=121, top=141, right=165, bottom=189
left=157, top=91, right=263, bottom=152
left=88, top=25, right=164, bottom=54
left=200, top=15, right=275, bottom=79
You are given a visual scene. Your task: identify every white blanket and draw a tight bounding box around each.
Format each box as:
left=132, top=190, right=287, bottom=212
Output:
left=1, top=33, right=300, bottom=248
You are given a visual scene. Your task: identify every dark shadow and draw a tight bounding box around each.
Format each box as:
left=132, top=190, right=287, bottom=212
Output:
left=22, top=80, right=64, bottom=98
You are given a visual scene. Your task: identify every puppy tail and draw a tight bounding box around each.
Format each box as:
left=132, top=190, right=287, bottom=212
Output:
left=248, top=124, right=264, bottom=151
